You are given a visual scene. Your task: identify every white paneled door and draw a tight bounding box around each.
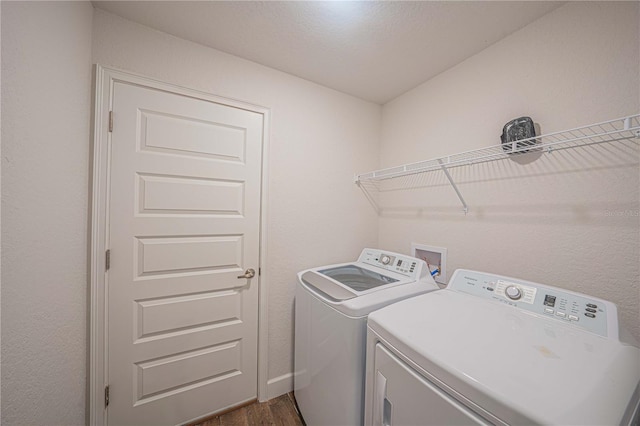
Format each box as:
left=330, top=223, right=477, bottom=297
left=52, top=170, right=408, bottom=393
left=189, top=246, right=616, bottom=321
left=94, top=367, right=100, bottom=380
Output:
left=107, top=81, right=263, bottom=425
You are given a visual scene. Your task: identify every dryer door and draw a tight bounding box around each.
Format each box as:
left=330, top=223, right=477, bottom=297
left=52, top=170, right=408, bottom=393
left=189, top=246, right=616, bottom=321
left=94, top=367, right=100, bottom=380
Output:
left=371, top=343, right=488, bottom=426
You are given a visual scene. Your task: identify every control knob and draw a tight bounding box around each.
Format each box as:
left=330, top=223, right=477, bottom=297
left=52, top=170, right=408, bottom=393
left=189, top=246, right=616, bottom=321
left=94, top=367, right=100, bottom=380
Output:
left=505, top=285, right=522, bottom=300
left=380, top=255, right=391, bottom=265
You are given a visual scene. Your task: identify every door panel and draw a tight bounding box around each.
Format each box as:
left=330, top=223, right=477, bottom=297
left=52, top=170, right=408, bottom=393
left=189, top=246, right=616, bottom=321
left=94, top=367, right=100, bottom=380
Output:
left=137, top=174, right=245, bottom=216
left=135, top=235, right=243, bottom=276
left=140, top=109, right=247, bottom=161
left=372, top=344, right=487, bottom=426
left=107, top=81, right=262, bottom=425
left=134, top=340, right=242, bottom=403
left=134, top=289, right=242, bottom=339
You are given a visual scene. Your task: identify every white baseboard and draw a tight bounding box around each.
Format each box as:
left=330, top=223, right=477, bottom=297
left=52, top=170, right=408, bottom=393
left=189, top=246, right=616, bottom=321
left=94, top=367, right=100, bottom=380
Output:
left=265, top=372, right=293, bottom=401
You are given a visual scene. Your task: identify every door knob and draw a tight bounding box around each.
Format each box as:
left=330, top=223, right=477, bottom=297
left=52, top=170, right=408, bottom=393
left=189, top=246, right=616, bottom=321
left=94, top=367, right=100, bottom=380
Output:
left=237, top=268, right=256, bottom=279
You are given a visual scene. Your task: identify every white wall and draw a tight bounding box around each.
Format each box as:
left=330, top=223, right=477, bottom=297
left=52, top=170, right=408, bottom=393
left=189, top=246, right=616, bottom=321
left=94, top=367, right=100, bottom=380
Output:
left=377, top=2, right=640, bottom=340
left=1, top=2, right=93, bottom=425
left=91, top=8, right=381, bottom=397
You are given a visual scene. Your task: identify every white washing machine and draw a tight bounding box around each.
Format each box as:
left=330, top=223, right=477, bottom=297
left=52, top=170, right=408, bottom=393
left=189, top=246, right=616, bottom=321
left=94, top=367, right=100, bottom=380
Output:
left=294, top=248, right=440, bottom=426
left=364, top=269, right=640, bottom=426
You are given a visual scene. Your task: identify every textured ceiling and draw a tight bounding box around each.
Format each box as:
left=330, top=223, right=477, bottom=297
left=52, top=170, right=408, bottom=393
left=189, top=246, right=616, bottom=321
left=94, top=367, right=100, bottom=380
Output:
left=92, top=1, right=563, bottom=104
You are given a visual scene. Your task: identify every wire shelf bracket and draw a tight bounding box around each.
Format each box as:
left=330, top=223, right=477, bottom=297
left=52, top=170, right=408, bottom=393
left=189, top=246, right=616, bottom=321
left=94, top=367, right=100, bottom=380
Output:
left=354, top=114, right=640, bottom=213
left=438, top=158, right=468, bottom=215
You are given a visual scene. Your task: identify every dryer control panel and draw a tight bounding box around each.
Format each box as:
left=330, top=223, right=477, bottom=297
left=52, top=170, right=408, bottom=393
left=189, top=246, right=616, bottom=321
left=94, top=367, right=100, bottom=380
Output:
left=448, top=269, right=618, bottom=338
left=358, top=249, right=427, bottom=281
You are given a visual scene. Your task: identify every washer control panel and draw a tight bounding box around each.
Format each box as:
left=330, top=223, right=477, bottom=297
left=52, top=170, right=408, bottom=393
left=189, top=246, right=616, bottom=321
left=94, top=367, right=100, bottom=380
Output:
left=359, top=249, right=425, bottom=280
left=495, top=280, right=536, bottom=303
left=449, top=269, right=616, bottom=338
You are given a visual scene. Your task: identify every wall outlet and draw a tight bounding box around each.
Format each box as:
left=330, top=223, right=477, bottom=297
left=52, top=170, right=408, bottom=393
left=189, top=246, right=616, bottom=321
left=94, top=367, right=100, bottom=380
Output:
left=412, top=243, right=447, bottom=285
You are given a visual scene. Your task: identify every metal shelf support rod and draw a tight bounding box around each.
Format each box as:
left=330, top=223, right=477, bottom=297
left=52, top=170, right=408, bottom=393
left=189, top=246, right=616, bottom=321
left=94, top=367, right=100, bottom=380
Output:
left=438, top=159, right=468, bottom=214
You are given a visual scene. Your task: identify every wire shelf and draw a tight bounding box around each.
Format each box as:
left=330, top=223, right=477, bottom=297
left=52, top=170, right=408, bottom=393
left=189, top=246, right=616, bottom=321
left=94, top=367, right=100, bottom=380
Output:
left=354, top=114, right=640, bottom=214
left=355, top=114, right=640, bottom=183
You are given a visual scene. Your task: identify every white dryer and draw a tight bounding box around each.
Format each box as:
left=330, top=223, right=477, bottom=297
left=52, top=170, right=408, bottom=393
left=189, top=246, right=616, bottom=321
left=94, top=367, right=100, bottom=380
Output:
left=364, top=269, right=640, bottom=426
left=294, top=249, right=440, bottom=426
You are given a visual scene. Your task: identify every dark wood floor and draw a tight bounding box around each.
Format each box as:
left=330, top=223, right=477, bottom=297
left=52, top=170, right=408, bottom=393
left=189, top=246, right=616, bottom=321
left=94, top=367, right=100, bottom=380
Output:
left=192, top=393, right=304, bottom=426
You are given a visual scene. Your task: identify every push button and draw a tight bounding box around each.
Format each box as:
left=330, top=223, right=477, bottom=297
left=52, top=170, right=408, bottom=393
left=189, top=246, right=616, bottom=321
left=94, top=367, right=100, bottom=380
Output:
left=544, top=308, right=554, bottom=314
left=556, top=311, right=566, bottom=318
left=568, top=315, right=579, bottom=321
left=585, top=312, right=596, bottom=318
left=586, top=303, right=597, bottom=309
left=586, top=308, right=596, bottom=313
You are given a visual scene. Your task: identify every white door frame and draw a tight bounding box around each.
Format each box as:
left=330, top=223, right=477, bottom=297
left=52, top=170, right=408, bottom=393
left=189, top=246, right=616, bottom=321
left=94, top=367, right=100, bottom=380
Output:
left=89, top=65, right=271, bottom=426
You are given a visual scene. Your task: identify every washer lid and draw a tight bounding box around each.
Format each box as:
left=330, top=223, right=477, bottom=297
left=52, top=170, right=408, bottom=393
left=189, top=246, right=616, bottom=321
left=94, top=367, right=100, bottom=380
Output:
left=318, top=264, right=399, bottom=292
left=300, top=265, right=402, bottom=302
left=368, top=290, right=640, bottom=426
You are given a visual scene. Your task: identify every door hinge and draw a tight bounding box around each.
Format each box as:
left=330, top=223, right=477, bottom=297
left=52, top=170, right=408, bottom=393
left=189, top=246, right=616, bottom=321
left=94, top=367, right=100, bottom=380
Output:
left=108, top=111, right=113, bottom=132
left=105, top=249, right=111, bottom=271
left=104, top=385, right=110, bottom=407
